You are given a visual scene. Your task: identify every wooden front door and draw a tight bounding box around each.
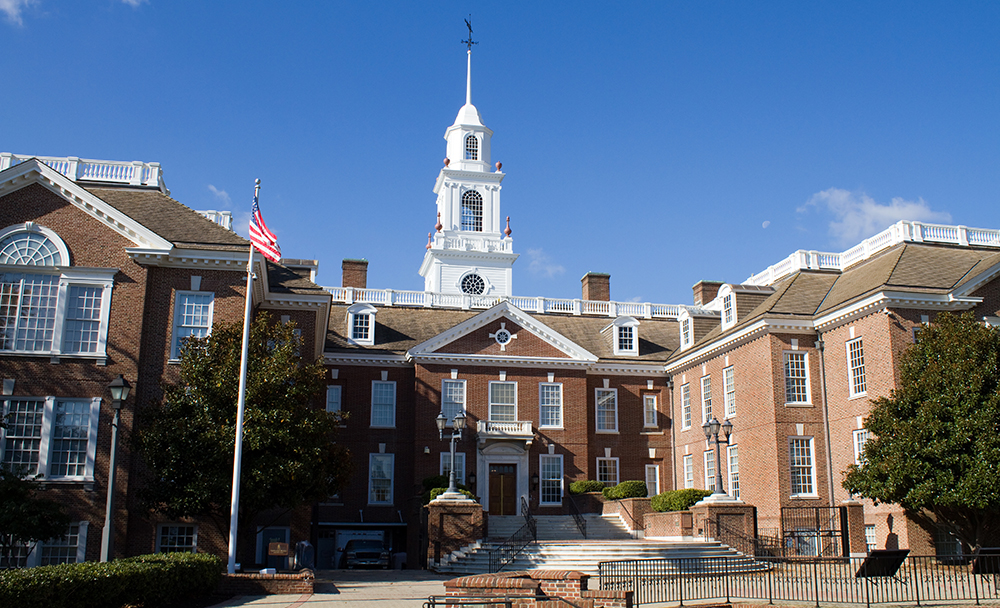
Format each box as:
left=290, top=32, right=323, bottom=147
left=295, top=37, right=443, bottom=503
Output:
left=488, top=463, right=517, bottom=515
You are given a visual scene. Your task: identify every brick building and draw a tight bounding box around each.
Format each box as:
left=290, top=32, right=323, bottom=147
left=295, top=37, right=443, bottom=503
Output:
left=4, top=46, right=1000, bottom=570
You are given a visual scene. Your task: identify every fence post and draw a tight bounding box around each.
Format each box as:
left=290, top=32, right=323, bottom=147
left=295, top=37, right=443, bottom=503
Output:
left=725, top=555, right=731, bottom=604
left=813, top=559, right=821, bottom=608
left=974, top=563, right=980, bottom=606
left=678, top=560, right=684, bottom=607
left=767, top=559, right=774, bottom=605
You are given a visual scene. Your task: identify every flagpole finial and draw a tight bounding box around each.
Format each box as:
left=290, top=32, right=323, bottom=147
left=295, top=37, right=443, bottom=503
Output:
left=255, top=178, right=261, bottom=186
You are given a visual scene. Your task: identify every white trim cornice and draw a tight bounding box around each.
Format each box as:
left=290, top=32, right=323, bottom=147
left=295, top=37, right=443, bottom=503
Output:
left=408, top=353, right=592, bottom=369
left=814, top=290, right=980, bottom=330
left=666, top=318, right=803, bottom=373
left=588, top=362, right=668, bottom=377
left=323, top=353, right=411, bottom=367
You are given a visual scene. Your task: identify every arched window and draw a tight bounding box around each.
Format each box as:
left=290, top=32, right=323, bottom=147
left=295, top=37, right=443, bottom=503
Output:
left=464, top=135, right=479, bottom=161
left=0, top=226, right=67, bottom=266
left=461, top=191, right=483, bottom=232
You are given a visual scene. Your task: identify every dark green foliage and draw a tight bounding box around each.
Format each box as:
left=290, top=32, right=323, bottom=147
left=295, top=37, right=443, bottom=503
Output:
left=843, top=312, right=1000, bottom=550
left=569, top=479, right=606, bottom=495
left=0, top=465, right=70, bottom=560
left=422, top=475, right=450, bottom=492
left=135, top=314, right=351, bottom=560
left=0, top=552, right=222, bottom=608
left=602, top=480, right=648, bottom=500
left=427, top=487, right=476, bottom=502
left=421, top=475, right=474, bottom=504
left=651, top=489, right=713, bottom=512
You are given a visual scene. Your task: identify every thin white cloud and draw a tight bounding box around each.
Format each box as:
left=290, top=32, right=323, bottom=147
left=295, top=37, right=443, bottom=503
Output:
left=1, top=0, right=36, bottom=26
left=232, top=211, right=251, bottom=239
left=207, top=184, right=232, bottom=207
left=525, top=248, right=565, bottom=279
left=799, top=188, right=951, bottom=247
left=121, top=0, right=146, bottom=6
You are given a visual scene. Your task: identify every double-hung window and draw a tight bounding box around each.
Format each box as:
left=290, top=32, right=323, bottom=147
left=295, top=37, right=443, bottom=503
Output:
left=701, top=376, right=712, bottom=422
left=346, top=303, right=377, bottom=346
left=326, top=386, right=342, bottom=414
left=728, top=445, right=740, bottom=500
left=683, top=454, right=694, bottom=489
left=681, top=384, right=692, bottom=429
left=171, top=292, right=214, bottom=359
left=539, top=454, right=563, bottom=505
left=643, top=394, right=658, bottom=428
left=847, top=338, right=866, bottom=397
left=723, top=366, right=736, bottom=417
left=595, top=388, right=618, bottom=433
left=157, top=525, right=198, bottom=553
left=1, top=397, right=101, bottom=482
left=442, top=380, right=466, bottom=425
left=784, top=352, right=809, bottom=404
left=539, top=383, right=563, bottom=428
left=2, top=522, right=88, bottom=568
left=789, top=437, right=817, bottom=497
left=440, top=452, right=466, bottom=486
left=645, top=464, right=660, bottom=496
left=370, top=381, right=396, bottom=427
left=489, top=381, right=517, bottom=421
left=368, top=453, right=394, bottom=505
left=704, top=450, right=716, bottom=492
left=597, top=457, right=619, bottom=487
left=610, top=317, right=639, bottom=355
left=853, top=429, right=870, bottom=465
left=0, top=225, right=115, bottom=360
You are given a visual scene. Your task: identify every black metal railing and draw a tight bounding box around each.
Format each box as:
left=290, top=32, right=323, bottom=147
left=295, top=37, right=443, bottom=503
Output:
left=600, top=552, right=1000, bottom=607
left=706, top=516, right=781, bottom=558
left=487, top=496, right=537, bottom=572
left=781, top=506, right=848, bottom=557
left=566, top=491, right=587, bottom=539
left=425, top=594, right=588, bottom=608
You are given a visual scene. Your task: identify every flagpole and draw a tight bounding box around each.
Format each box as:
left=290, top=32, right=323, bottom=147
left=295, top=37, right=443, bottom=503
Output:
left=227, top=179, right=260, bottom=574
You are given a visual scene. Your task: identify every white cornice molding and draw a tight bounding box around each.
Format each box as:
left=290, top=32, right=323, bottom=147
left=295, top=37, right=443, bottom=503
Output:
left=1, top=160, right=173, bottom=250
left=814, top=290, right=980, bottom=331
left=588, top=362, right=668, bottom=377
left=952, top=259, right=1000, bottom=298
left=126, top=247, right=252, bottom=269
left=407, top=301, right=598, bottom=363
left=408, top=353, right=592, bottom=368
left=323, top=353, right=411, bottom=367
left=666, top=318, right=809, bottom=373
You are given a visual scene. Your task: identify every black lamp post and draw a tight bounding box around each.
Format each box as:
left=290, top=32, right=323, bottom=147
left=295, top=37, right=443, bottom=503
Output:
left=101, top=374, right=131, bottom=562
left=436, top=410, right=467, bottom=496
left=701, top=416, right=733, bottom=496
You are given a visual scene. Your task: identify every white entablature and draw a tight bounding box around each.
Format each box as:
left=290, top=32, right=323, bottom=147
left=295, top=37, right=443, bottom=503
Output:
left=419, top=48, right=518, bottom=297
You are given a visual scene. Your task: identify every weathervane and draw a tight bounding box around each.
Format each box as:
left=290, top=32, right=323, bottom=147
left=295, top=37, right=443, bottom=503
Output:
left=461, top=17, right=477, bottom=51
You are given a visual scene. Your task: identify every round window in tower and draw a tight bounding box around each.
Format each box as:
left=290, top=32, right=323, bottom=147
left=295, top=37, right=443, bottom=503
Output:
left=461, top=273, right=485, bottom=295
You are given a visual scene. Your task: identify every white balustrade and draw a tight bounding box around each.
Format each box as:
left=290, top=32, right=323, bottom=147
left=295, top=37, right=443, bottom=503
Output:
left=476, top=420, right=533, bottom=437
left=0, top=153, right=165, bottom=192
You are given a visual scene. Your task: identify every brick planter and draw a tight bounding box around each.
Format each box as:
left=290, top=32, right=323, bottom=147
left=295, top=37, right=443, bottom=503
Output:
left=216, top=570, right=314, bottom=595
left=445, top=570, right=632, bottom=608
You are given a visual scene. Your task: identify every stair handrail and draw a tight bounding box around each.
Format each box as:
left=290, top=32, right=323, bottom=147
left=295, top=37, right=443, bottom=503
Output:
left=612, top=497, right=639, bottom=538
left=565, top=491, right=588, bottom=539
left=487, top=497, right=537, bottom=572
left=707, top=515, right=780, bottom=558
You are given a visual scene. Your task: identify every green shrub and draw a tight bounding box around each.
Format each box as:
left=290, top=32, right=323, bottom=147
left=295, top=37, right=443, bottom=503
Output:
left=602, top=480, right=648, bottom=500
left=0, top=552, right=222, bottom=608
left=427, top=487, right=476, bottom=502
left=651, top=489, right=713, bottom=512
left=569, top=479, right=605, bottom=495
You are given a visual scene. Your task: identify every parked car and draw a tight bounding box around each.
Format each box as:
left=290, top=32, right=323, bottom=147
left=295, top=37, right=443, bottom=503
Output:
left=343, top=539, right=390, bottom=569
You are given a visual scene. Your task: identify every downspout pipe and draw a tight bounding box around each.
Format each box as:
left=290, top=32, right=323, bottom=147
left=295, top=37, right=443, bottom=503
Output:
left=816, top=335, right=837, bottom=506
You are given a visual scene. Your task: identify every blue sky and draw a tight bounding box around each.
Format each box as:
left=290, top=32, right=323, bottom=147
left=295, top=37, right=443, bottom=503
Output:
left=3, top=1, right=998, bottom=305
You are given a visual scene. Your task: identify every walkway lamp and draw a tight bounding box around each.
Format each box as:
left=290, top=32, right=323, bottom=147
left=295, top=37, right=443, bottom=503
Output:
left=101, top=374, right=131, bottom=562
left=702, top=417, right=733, bottom=496
left=436, top=409, right=467, bottom=497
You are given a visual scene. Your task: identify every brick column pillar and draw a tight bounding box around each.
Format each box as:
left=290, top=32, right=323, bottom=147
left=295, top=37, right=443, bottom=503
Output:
left=842, top=500, right=868, bottom=557
left=426, top=500, right=485, bottom=568
left=690, top=500, right=757, bottom=540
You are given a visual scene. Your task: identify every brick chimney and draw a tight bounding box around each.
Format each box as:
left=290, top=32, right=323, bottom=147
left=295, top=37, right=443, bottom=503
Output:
left=342, top=258, right=369, bottom=289
left=692, top=280, right=724, bottom=306
left=582, top=272, right=611, bottom=301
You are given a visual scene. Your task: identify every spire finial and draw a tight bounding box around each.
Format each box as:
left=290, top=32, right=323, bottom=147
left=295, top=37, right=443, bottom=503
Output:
left=435, top=212, right=443, bottom=233
left=461, top=17, right=477, bottom=106
left=426, top=232, right=433, bottom=250
left=504, top=216, right=512, bottom=237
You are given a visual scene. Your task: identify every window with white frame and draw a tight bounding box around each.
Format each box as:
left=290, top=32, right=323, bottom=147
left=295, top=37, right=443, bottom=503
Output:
left=464, top=134, right=479, bottom=160
left=157, top=524, right=198, bottom=553
left=461, top=190, right=483, bottom=232
left=39, top=523, right=82, bottom=565
left=442, top=379, right=466, bottom=425
left=789, top=437, right=817, bottom=496
left=723, top=366, right=736, bottom=417
left=701, top=375, right=712, bottom=422
left=865, top=525, right=877, bottom=553
left=440, top=452, right=466, bottom=486
left=489, top=381, right=517, bottom=422
left=346, top=303, right=377, bottom=346
left=368, top=453, right=394, bottom=505
left=704, top=450, right=716, bottom=492
left=595, top=388, right=618, bottom=433
left=645, top=464, right=660, bottom=496
left=680, top=316, right=692, bottom=349
left=721, top=288, right=735, bottom=329
left=539, top=383, right=563, bottom=428
left=681, top=384, right=692, bottom=429
left=539, top=454, right=563, bottom=505
left=853, top=429, right=870, bottom=465
left=326, top=385, right=342, bottom=414
left=370, top=381, right=396, bottom=427
left=609, top=317, right=639, bottom=356
left=643, top=394, right=657, bottom=428
left=171, top=292, right=214, bottom=359
left=0, top=225, right=115, bottom=359
left=683, top=454, right=694, bottom=489
left=847, top=338, right=866, bottom=397
left=784, top=352, right=809, bottom=404
left=728, top=445, right=740, bottom=500
left=3, top=522, right=88, bottom=568
left=597, top=457, right=619, bottom=486
left=1, top=397, right=101, bottom=481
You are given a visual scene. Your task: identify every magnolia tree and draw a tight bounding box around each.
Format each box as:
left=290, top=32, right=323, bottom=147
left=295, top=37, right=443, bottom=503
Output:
left=137, top=313, right=350, bottom=563
left=843, top=312, right=1000, bottom=551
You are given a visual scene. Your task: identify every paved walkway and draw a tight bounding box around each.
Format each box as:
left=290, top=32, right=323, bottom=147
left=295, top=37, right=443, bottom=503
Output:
left=208, top=570, right=452, bottom=608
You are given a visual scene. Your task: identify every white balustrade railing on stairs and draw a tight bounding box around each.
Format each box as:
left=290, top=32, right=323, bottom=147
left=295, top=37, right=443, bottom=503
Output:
left=1, top=153, right=166, bottom=193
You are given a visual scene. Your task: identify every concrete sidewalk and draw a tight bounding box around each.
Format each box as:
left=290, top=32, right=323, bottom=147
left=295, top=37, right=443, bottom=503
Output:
left=208, top=569, right=452, bottom=608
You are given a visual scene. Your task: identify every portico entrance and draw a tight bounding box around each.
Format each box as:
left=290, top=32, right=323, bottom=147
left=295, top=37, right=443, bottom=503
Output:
left=488, top=463, right=517, bottom=515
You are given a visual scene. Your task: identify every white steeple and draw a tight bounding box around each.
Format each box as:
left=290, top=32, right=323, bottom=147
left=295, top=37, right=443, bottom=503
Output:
left=419, top=43, right=518, bottom=297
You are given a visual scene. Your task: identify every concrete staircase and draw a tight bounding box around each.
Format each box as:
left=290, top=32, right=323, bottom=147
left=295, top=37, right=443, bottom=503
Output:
left=434, top=514, right=764, bottom=575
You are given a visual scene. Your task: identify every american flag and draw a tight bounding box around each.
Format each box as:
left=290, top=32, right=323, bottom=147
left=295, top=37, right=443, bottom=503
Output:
left=249, top=191, right=281, bottom=262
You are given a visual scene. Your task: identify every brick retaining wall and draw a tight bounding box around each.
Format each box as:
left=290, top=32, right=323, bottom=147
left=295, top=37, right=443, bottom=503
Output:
left=216, top=570, right=314, bottom=595
left=445, top=570, right=632, bottom=608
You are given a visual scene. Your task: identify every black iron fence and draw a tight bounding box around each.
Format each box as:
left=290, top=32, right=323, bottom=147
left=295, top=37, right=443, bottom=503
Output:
left=600, top=553, right=1000, bottom=607
left=781, top=506, right=849, bottom=558
left=487, top=496, right=537, bottom=572
left=425, top=595, right=588, bottom=608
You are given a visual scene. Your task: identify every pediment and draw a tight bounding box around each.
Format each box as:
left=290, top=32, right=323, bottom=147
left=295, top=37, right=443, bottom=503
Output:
left=407, top=301, right=597, bottom=364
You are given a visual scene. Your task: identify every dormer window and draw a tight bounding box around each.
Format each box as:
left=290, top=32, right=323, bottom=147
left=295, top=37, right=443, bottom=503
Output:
left=718, top=285, right=736, bottom=330
left=461, top=190, right=483, bottom=232
left=678, top=310, right=693, bottom=351
left=464, top=134, right=479, bottom=160
left=346, top=303, right=377, bottom=346
left=606, top=316, right=639, bottom=356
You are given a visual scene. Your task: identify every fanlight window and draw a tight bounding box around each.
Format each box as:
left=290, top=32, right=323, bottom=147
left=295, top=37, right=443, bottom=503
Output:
left=465, top=135, right=479, bottom=160
left=461, top=191, right=483, bottom=232
left=0, top=231, right=64, bottom=266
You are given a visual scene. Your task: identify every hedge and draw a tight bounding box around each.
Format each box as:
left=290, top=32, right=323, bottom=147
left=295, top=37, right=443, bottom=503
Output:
left=602, top=480, right=648, bottom=500
left=569, top=479, right=605, bottom=495
left=651, top=489, right=713, bottom=512
left=0, top=552, right=222, bottom=608
left=427, top=487, right=476, bottom=502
